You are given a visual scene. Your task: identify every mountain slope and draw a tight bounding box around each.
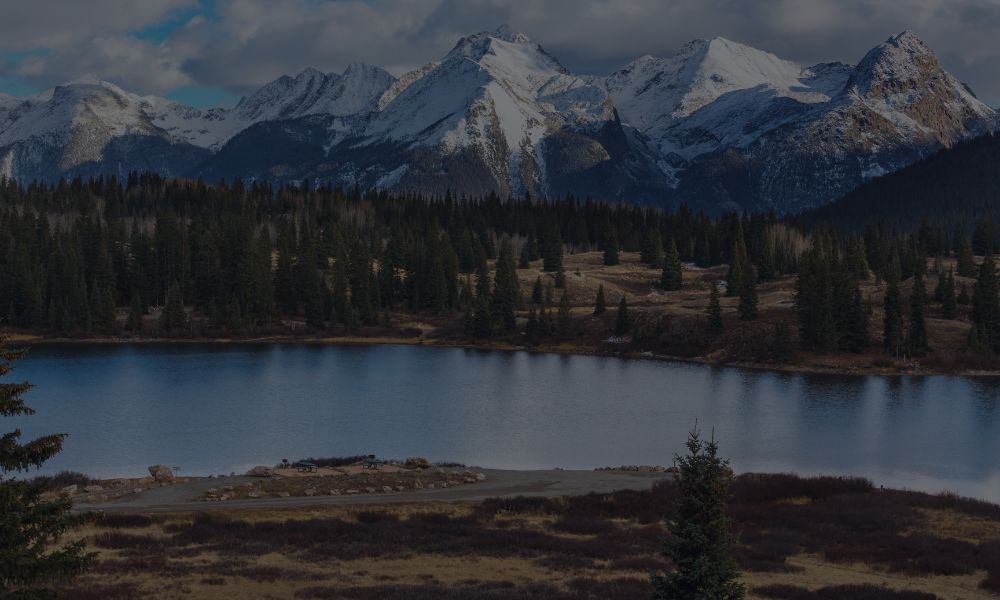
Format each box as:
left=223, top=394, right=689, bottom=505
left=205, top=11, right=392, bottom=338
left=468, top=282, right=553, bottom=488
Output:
left=0, top=28, right=994, bottom=213
left=797, top=132, right=1000, bottom=231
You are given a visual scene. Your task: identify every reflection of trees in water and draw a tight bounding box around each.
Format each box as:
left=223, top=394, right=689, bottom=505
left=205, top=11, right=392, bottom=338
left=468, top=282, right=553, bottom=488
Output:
left=971, top=379, right=1000, bottom=411
left=798, top=372, right=868, bottom=408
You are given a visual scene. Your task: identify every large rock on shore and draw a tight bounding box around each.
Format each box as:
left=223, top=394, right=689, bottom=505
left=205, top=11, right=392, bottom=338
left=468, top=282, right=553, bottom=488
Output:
left=148, top=465, right=174, bottom=481
left=246, top=465, right=274, bottom=477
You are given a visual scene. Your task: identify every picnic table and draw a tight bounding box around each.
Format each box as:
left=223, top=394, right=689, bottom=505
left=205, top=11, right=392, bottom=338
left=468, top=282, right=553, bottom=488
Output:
left=294, top=461, right=318, bottom=473
left=363, top=457, right=386, bottom=470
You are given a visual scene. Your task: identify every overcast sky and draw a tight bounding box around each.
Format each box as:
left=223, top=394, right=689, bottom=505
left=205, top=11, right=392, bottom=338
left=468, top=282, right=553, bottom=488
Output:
left=2, top=0, right=999, bottom=107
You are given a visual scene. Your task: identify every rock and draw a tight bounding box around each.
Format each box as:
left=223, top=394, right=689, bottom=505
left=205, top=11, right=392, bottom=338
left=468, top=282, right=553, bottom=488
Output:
left=426, top=483, right=435, bottom=489
left=463, top=476, right=477, bottom=484
left=404, top=457, right=430, bottom=470
left=304, top=488, right=317, bottom=497
left=365, top=487, right=376, bottom=494
left=475, top=472, right=486, bottom=481
left=207, top=488, right=218, bottom=495
left=84, top=485, right=103, bottom=493
left=148, top=465, right=174, bottom=481
left=382, top=486, right=394, bottom=494
left=131, top=488, right=143, bottom=494
left=60, top=485, right=78, bottom=495
left=246, top=465, right=273, bottom=477
left=414, top=479, right=424, bottom=489
left=247, top=491, right=260, bottom=499
left=276, top=491, right=290, bottom=498
left=346, top=489, right=359, bottom=495
left=328, top=489, right=341, bottom=496
left=222, top=486, right=234, bottom=492
left=395, top=485, right=405, bottom=492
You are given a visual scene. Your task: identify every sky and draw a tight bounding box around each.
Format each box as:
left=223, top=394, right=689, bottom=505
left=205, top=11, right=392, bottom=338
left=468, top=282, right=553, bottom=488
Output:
left=2, top=0, right=1000, bottom=108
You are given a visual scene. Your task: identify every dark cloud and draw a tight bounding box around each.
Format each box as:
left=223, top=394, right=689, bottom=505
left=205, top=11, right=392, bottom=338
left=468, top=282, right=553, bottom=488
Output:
left=2, top=0, right=999, bottom=105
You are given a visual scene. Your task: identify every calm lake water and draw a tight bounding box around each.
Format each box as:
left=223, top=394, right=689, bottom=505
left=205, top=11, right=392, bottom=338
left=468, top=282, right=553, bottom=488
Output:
left=11, top=343, right=1000, bottom=501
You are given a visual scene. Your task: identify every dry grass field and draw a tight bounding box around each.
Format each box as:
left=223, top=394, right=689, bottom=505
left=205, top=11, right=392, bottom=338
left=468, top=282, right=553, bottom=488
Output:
left=52, top=474, right=1000, bottom=599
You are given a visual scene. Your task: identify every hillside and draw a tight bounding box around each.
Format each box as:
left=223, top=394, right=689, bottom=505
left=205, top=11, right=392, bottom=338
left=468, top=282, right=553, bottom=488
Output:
left=797, top=132, right=1000, bottom=231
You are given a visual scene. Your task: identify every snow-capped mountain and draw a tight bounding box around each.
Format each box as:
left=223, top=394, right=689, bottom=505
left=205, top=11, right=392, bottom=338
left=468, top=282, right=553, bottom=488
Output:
left=0, top=27, right=995, bottom=213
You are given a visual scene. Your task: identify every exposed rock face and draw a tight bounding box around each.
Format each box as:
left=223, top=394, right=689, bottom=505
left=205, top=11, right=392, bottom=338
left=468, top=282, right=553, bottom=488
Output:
left=246, top=465, right=274, bottom=477
left=0, top=28, right=994, bottom=213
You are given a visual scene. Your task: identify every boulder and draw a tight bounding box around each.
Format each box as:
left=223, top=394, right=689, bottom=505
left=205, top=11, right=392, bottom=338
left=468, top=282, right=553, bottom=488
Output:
left=276, top=491, right=290, bottom=498
left=346, top=489, right=359, bottom=495
left=475, top=472, right=486, bottom=481
left=83, top=484, right=103, bottom=493
left=60, top=485, right=78, bottom=495
left=304, top=488, right=317, bottom=497
left=247, top=491, right=260, bottom=499
left=404, top=457, right=430, bottom=470
left=148, top=465, right=174, bottom=481
left=246, top=465, right=274, bottom=477
left=382, top=486, right=394, bottom=494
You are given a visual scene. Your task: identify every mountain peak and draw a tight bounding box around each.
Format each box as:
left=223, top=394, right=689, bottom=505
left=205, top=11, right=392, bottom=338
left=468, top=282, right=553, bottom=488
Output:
left=491, top=24, right=531, bottom=44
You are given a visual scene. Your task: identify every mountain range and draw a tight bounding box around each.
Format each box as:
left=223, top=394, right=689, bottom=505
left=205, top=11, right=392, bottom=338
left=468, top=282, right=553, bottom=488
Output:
left=0, top=26, right=995, bottom=214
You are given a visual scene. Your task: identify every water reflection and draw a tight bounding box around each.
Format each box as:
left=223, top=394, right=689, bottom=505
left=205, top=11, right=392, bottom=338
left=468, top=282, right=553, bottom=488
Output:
left=11, top=343, right=1000, bottom=501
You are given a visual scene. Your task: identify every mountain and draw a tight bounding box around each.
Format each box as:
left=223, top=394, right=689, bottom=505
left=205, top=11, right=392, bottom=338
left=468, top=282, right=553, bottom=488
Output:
left=0, top=27, right=995, bottom=213
left=797, top=132, right=1000, bottom=231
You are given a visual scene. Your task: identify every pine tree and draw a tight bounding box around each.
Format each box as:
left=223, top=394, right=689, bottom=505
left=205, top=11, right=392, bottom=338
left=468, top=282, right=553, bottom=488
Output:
left=707, top=283, right=723, bottom=332
left=934, top=269, right=947, bottom=303
left=615, top=295, right=631, bottom=336
left=603, top=227, right=620, bottom=267
left=941, top=270, right=957, bottom=319
left=531, top=276, right=543, bottom=305
left=491, top=240, right=520, bottom=333
left=958, top=282, right=970, bottom=305
left=557, top=290, right=573, bottom=337
left=641, top=227, right=664, bottom=268
left=738, top=272, right=758, bottom=321
left=957, top=238, right=977, bottom=278
left=160, top=281, right=187, bottom=333
left=971, top=254, right=1000, bottom=352
left=661, top=238, right=683, bottom=291
left=653, top=427, right=744, bottom=600
left=725, top=222, right=751, bottom=298
left=883, top=255, right=903, bottom=357
left=908, top=273, right=929, bottom=356
left=594, top=284, right=607, bottom=316
left=126, top=291, right=144, bottom=333
left=1, top=340, right=92, bottom=594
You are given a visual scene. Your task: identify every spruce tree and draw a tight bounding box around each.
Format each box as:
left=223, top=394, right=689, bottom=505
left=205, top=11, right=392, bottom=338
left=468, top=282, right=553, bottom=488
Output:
left=908, top=273, right=929, bottom=356
left=491, top=240, right=520, bottom=333
left=653, top=427, right=744, bottom=600
left=941, top=270, right=957, bottom=319
left=971, top=254, right=1000, bottom=352
left=957, top=238, right=977, bottom=278
left=615, top=295, right=631, bottom=336
left=126, top=291, right=144, bottom=333
left=661, top=238, right=683, bottom=291
left=958, top=282, right=970, bottom=305
left=725, top=222, right=751, bottom=298
left=1, top=340, right=92, bottom=595
left=707, top=283, right=723, bottom=332
left=531, top=276, right=543, bottom=305
left=557, top=290, right=573, bottom=337
left=160, top=281, right=187, bottom=333
left=883, top=255, right=903, bottom=357
left=594, top=284, right=606, bottom=316
left=738, top=272, right=758, bottom=321
left=603, top=227, right=620, bottom=267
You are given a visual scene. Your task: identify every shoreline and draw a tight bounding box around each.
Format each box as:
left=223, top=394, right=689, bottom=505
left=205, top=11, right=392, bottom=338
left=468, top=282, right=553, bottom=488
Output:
left=9, top=331, right=1000, bottom=378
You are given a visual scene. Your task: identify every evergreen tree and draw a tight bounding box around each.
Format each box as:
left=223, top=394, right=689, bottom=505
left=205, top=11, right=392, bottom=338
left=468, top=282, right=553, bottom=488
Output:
left=491, top=240, right=520, bottom=333
left=653, top=427, right=744, bottom=600
left=531, top=276, right=543, bottom=305
left=641, top=227, right=664, bottom=268
left=160, top=281, right=187, bottom=333
left=958, top=282, right=971, bottom=305
left=883, top=255, right=904, bottom=357
left=707, top=283, right=723, bottom=332
left=908, top=273, right=930, bottom=356
left=615, top=295, right=631, bottom=336
left=603, top=227, right=620, bottom=267
left=957, top=238, right=977, bottom=278
left=738, top=271, right=758, bottom=321
left=661, top=238, right=683, bottom=291
left=593, top=284, right=607, bottom=316
left=971, top=254, right=1000, bottom=352
left=725, top=221, right=751, bottom=297
left=557, top=290, right=573, bottom=337
left=1, top=341, right=91, bottom=595
left=941, top=270, right=957, bottom=319
left=934, top=269, right=947, bottom=303
left=126, top=291, right=144, bottom=333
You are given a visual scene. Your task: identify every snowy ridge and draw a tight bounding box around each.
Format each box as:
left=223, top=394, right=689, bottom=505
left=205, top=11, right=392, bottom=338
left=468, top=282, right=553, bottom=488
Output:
left=0, top=26, right=995, bottom=212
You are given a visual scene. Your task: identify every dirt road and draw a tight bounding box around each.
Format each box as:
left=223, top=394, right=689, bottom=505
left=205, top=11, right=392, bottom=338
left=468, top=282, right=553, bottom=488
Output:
left=74, top=468, right=670, bottom=513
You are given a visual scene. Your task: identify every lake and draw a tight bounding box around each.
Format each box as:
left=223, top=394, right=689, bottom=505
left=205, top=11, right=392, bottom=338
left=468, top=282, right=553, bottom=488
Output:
left=11, top=343, right=1000, bottom=501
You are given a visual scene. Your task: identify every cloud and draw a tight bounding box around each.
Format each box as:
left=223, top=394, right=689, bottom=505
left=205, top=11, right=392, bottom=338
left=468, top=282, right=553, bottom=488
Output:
left=2, top=0, right=1000, bottom=105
